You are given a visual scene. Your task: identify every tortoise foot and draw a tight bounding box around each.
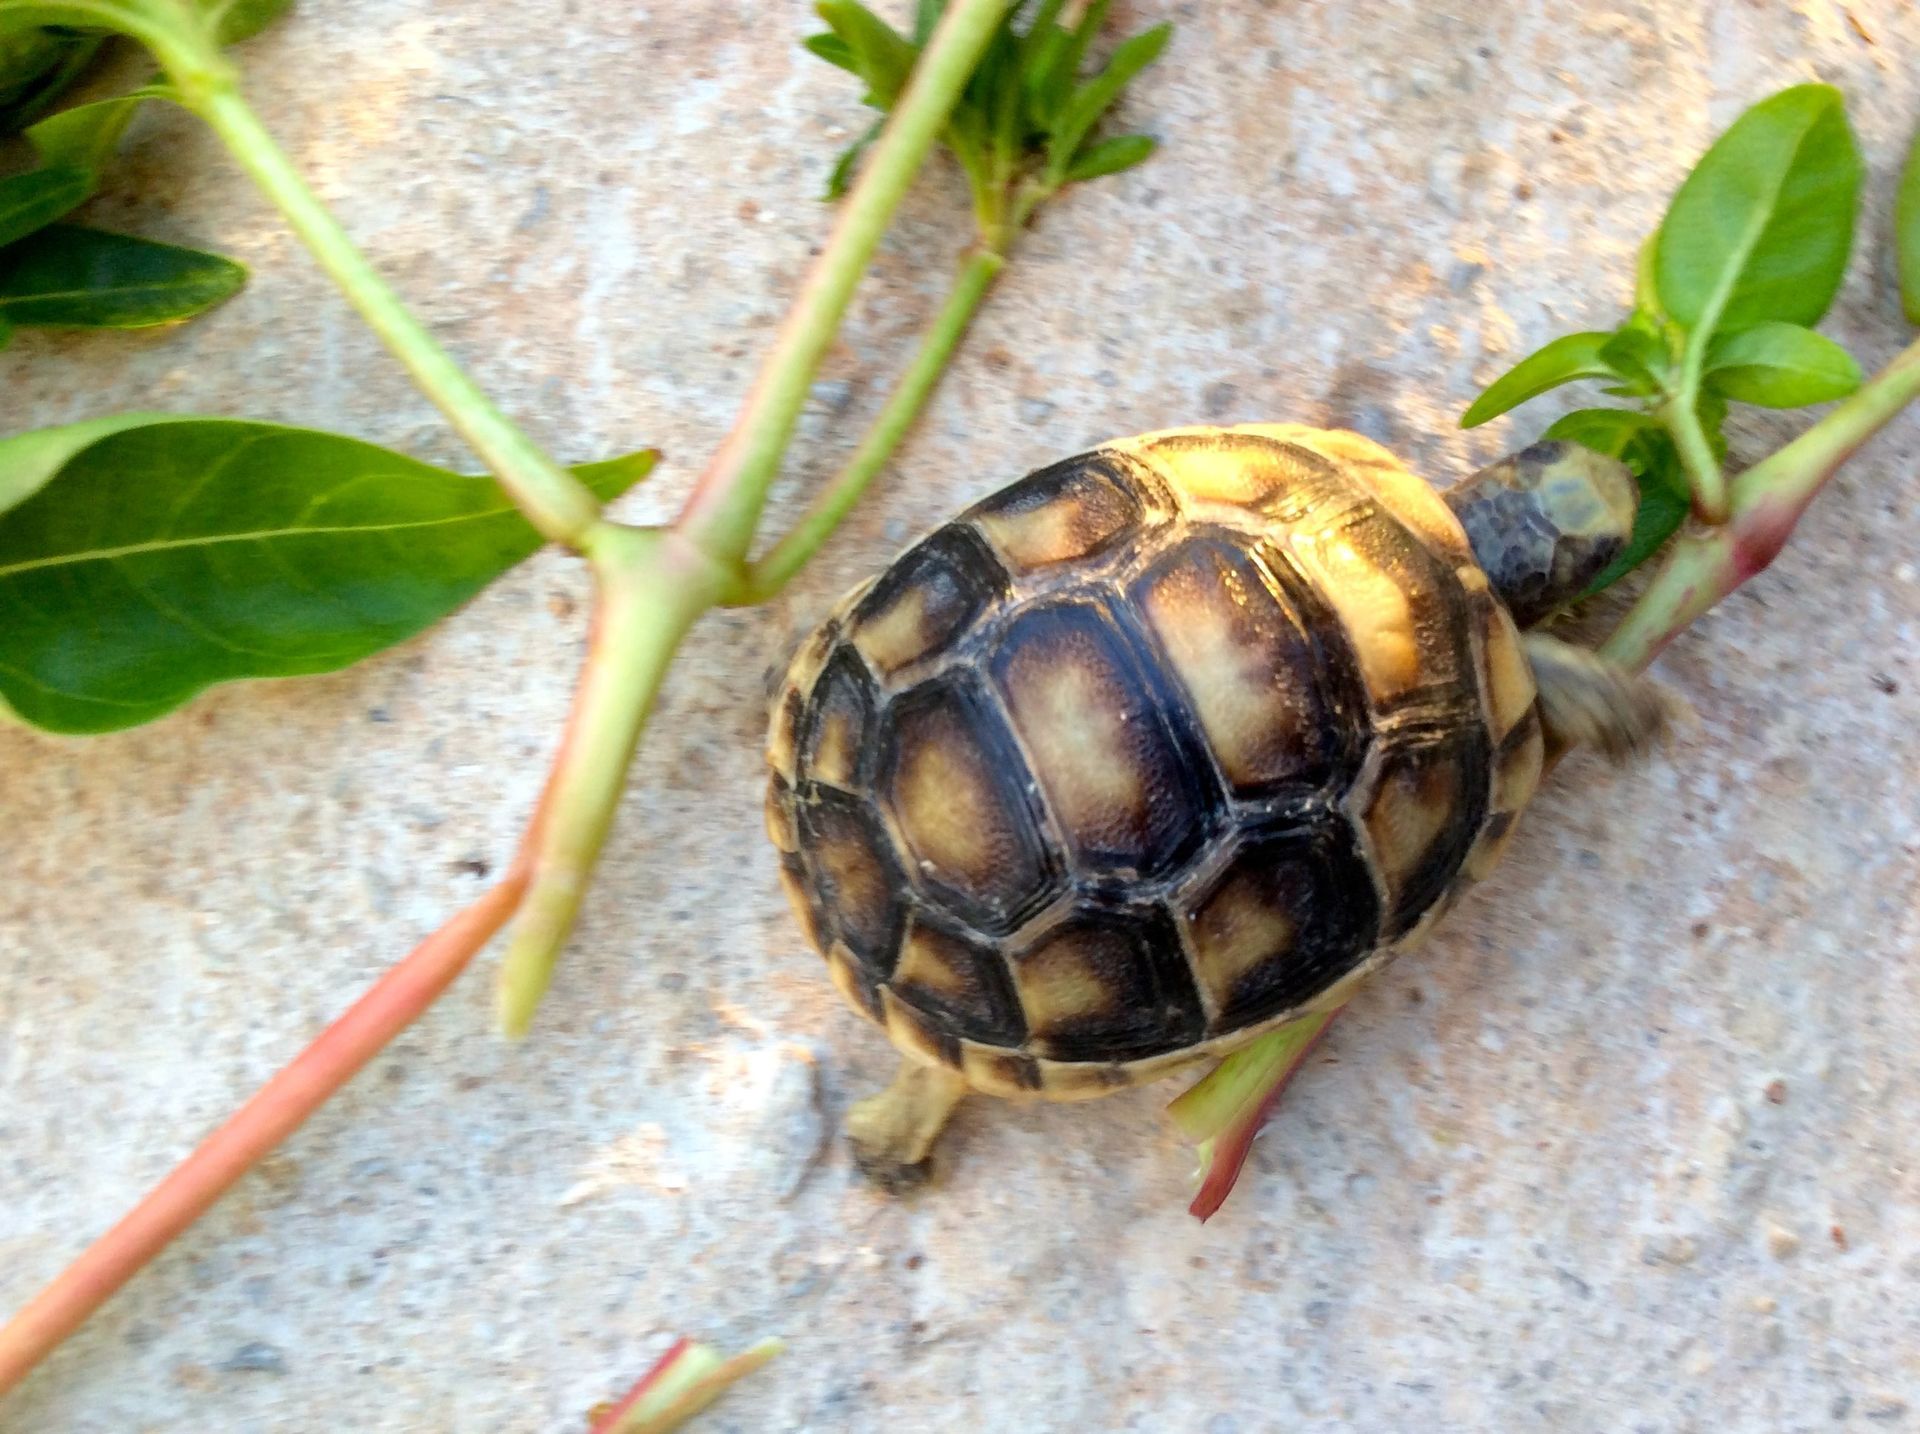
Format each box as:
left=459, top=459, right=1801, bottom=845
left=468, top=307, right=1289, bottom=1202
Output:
left=845, top=1060, right=969, bottom=1195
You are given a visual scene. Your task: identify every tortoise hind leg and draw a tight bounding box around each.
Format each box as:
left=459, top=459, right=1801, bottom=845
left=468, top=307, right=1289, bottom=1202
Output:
left=846, top=1060, right=970, bottom=1194
left=1524, top=633, right=1685, bottom=762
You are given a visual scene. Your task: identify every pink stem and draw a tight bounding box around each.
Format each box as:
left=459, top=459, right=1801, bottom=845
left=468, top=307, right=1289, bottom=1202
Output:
left=1188, top=1011, right=1340, bottom=1222
left=589, top=1338, right=693, bottom=1434
left=0, top=874, right=527, bottom=1397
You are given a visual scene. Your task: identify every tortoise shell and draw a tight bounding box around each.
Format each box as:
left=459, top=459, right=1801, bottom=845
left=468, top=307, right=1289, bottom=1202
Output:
left=765, top=424, right=1544, bottom=1099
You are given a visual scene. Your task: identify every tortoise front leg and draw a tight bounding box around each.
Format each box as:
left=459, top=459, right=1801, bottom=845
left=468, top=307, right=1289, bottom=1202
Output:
left=1524, top=633, right=1685, bottom=761
left=845, top=1059, right=970, bottom=1193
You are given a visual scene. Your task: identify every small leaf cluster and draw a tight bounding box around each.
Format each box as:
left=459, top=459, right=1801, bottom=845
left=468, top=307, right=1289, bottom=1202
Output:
left=1463, top=85, right=1869, bottom=596
left=0, top=3, right=295, bottom=348
left=806, top=0, right=1170, bottom=240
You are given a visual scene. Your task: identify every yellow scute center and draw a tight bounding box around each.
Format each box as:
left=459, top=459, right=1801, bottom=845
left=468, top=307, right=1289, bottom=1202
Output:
left=1288, top=529, right=1419, bottom=698
left=1017, top=659, right=1143, bottom=831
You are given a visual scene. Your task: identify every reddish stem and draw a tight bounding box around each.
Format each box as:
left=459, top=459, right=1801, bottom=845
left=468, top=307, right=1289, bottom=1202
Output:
left=0, top=874, right=527, bottom=1398
left=1188, top=1012, right=1339, bottom=1222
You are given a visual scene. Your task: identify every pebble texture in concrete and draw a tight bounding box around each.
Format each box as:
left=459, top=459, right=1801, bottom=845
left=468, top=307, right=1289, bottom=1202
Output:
left=3, top=2, right=1918, bottom=1430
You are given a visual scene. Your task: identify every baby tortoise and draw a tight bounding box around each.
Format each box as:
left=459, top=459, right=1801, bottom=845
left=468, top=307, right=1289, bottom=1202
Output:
left=764, top=424, right=1672, bottom=1189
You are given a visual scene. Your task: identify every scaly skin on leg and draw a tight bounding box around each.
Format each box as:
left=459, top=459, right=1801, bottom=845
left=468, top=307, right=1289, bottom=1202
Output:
left=845, top=1060, right=971, bottom=1193
left=1523, top=633, right=1686, bottom=762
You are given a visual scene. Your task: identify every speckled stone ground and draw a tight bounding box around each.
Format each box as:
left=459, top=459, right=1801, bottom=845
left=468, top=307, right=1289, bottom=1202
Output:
left=3, top=3, right=1918, bottom=1430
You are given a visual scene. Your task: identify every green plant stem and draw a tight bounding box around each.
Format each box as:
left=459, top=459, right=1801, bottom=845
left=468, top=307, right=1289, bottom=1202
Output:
left=179, top=79, right=602, bottom=547
left=676, top=0, right=1014, bottom=568
left=1660, top=380, right=1729, bottom=523
left=734, top=245, right=1005, bottom=603
left=496, top=526, right=723, bottom=1035
left=1606, top=333, right=1920, bottom=671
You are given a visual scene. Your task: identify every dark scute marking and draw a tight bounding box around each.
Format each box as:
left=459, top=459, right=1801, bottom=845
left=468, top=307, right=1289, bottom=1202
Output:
left=887, top=914, right=1027, bottom=1047
left=1365, top=728, right=1491, bottom=939
left=797, top=646, right=879, bottom=789
left=1010, top=905, right=1204, bottom=1062
left=796, top=788, right=906, bottom=975
left=1496, top=706, right=1543, bottom=761
left=1131, top=533, right=1363, bottom=799
left=1252, top=534, right=1375, bottom=769
left=772, top=686, right=805, bottom=755
left=838, top=952, right=885, bottom=1021
left=893, top=1000, right=963, bottom=1070
left=1181, top=822, right=1380, bottom=1031
left=878, top=675, right=1060, bottom=935
left=965, top=450, right=1146, bottom=570
left=982, top=1050, right=1043, bottom=1092
left=849, top=523, right=1007, bottom=675
left=1481, top=810, right=1515, bottom=844
left=991, top=598, right=1219, bottom=879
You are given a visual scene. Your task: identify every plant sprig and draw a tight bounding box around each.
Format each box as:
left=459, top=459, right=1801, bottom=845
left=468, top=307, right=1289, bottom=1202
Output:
left=1464, top=84, right=1863, bottom=566
left=808, top=0, right=1168, bottom=238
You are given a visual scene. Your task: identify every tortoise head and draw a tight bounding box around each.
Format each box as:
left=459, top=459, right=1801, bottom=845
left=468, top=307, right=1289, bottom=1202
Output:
left=1442, top=440, right=1638, bottom=628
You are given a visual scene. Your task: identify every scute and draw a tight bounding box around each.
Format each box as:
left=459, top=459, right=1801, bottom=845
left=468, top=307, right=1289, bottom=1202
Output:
left=891, top=914, right=1026, bottom=1047
left=879, top=675, right=1060, bottom=934
left=798, top=648, right=878, bottom=790
left=1007, top=904, right=1203, bottom=1062
left=990, top=597, right=1217, bottom=879
left=1280, top=508, right=1471, bottom=711
left=1132, top=534, right=1358, bottom=798
left=1122, top=429, right=1352, bottom=522
left=966, top=451, right=1146, bottom=571
left=1177, top=823, right=1380, bottom=1030
left=796, top=790, right=905, bottom=974
left=1356, top=729, right=1490, bottom=939
left=848, top=525, right=1004, bottom=677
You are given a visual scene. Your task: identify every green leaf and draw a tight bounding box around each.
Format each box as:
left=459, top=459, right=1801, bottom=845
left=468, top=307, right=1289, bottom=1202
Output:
left=1538, top=406, right=1661, bottom=458
left=206, top=0, right=293, bottom=44
left=1019, top=0, right=1074, bottom=128
left=815, top=0, right=916, bottom=110
left=1063, top=131, right=1155, bottom=183
left=26, top=87, right=156, bottom=170
left=0, top=419, right=657, bottom=733
left=0, top=224, right=246, bottom=328
left=0, top=163, right=89, bottom=247
left=0, top=25, right=99, bottom=132
left=1034, top=0, right=1107, bottom=129
left=802, top=31, right=859, bottom=75
left=1597, top=324, right=1670, bottom=397
left=1654, top=84, right=1862, bottom=335
left=1898, top=124, right=1920, bottom=325
left=1047, top=22, right=1171, bottom=175
left=824, top=116, right=883, bottom=201
left=1459, top=331, right=1619, bottom=428
left=1702, top=321, right=1861, bottom=407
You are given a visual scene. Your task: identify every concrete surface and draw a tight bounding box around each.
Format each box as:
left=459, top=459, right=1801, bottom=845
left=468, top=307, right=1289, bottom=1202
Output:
left=3, top=2, right=1918, bottom=1430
